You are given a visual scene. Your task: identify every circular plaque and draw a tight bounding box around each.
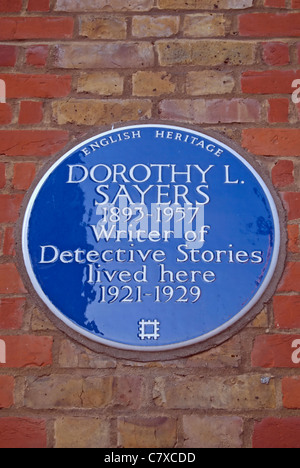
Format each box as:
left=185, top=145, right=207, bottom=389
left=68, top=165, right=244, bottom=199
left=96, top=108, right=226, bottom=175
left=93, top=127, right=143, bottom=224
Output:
left=20, top=124, right=285, bottom=360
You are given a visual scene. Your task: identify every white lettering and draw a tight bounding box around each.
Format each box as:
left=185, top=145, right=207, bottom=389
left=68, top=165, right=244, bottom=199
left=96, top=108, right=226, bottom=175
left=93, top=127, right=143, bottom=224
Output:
left=292, top=79, right=300, bottom=104
left=40, top=245, right=59, bottom=263
left=67, top=165, right=89, bottom=184
left=0, top=339, right=6, bottom=364
left=292, top=339, right=300, bottom=364
left=225, top=165, right=239, bottom=184
left=0, top=79, right=6, bottom=104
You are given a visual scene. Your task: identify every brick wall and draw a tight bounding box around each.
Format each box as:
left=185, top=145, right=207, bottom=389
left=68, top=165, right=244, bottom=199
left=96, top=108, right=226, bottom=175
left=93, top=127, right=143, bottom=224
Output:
left=0, top=0, right=299, bottom=449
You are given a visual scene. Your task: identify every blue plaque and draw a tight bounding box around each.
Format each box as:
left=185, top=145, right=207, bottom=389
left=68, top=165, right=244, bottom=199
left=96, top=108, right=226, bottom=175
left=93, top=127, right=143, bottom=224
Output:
left=21, top=124, right=284, bottom=357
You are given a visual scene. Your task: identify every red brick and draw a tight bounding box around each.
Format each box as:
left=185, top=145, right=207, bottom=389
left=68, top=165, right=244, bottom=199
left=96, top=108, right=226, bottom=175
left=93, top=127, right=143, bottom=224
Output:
left=0, top=74, right=71, bottom=99
left=159, top=98, right=260, bottom=124
left=27, top=0, right=50, bottom=12
left=0, top=0, right=22, bottom=12
left=0, top=194, right=24, bottom=223
left=0, top=298, right=24, bottom=330
left=287, top=224, right=300, bottom=253
left=0, top=46, right=17, bottom=67
left=241, top=70, right=300, bottom=94
left=0, top=376, right=14, bottom=409
left=265, top=0, right=286, bottom=6
left=253, top=418, right=300, bottom=448
left=13, top=162, right=36, bottom=190
left=0, top=103, right=12, bottom=124
left=19, top=101, right=43, bottom=125
left=281, top=192, right=300, bottom=220
left=0, top=130, right=69, bottom=157
left=0, top=17, right=74, bottom=40
left=282, top=377, right=300, bottom=408
left=0, top=162, right=5, bottom=189
left=262, top=42, right=289, bottom=66
left=268, top=98, right=289, bottom=123
left=0, top=335, right=53, bottom=368
left=242, top=129, right=300, bottom=157
left=239, top=13, right=300, bottom=37
left=3, top=227, right=15, bottom=257
left=0, top=418, right=47, bottom=448
left=274, top=295, right=300, bottom=329
left=278, top=262, right=300, bottom=292
left=292, top=0, right=300, bottom=7
left=252, top=334, right=300, bottom=368
left=272, top=160, right=294, bottom=188
left=0, top=263, right=26, bottom=294
left=26, top=45, right=48, bottom=68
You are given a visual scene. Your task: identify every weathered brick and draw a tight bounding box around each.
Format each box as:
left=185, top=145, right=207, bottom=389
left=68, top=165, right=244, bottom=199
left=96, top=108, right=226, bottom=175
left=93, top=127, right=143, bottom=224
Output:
left=281, top=193, right=300, bottom=221
left=0, top=0, right=22, bottom=12
left=252, top=334, right=300, bottom=368
left=239, top=13, right=300, bottom=37
left=265, top=0, right=285, bottom=6
left=55, top=0, right=155, bottom=11
left=132, top=16, right=179, bottom=38
left=3, top=227, right=15, bottom=257
left=262, top=42, right=290, bottom=66
left=0, top=17, right=74, bottom=40
left=0, top=103, right=12, bottom=124
left=133, top=71, right=176, bottom=96
left=54, top=43, right=154, bottom=69
left=268, top=98, right=289, bottom=123
left=58, top=339, right=117, bottom=369
left=182, top=415, right=243, bottom=448
left=0, top=418, right=47, bottom=448
left=25, top=375, right=113, bottom=409
left=253, top=418, right=300, bottom=448
left=0, top=74, right=71, bottom=99
left=19, top=101, right=43, bottom=125
left=31, top=309, right=56, bottom=332
left=79, top=16, right=127, bottom=40
left=13, top=163, right=36, bottom=190
left=185, top=336, right=241, bottom=368
left=25, top=375, right=143, bottom=409
left=159, top=98, right=260, bottom=124
left=241, top=70, right=300, bottom=94
left=242, top=129, right=300, bottom=157
left=0, top=298, right=24, bottom=330
left=157, top=40, right=256, bottom=67
left=282, top=377, right=300, bottom=409
left=0, top=45, right=17, bottom=67
left=153, top=375, right=276, bottom=410
left=55, top=417, right=110, bottom=448
left=272, top=160, right=294, bottom=188
left=52, top=99, right=152, bottom=126
left=27, top=0, right=50, bottom=11
left=0, top=162, right=5, bottom=189
left=186, top=71, right=235, bottom=96
left=278, top=262, right=300, bottom=292
left=157, top=0, right=254, bottom=9
left=0, top=194, right=23, bottom=223
left=26, top=46, right=48, bottom=68
left=183, top=14, right=228, bottom=38
left=117, top=417, right=177, bottom=448
left=0, top=335, right=53, bottom=368
left=0, top=130, right=69, bottom=157
left=77, top=72, right=124, bottom=96
left=287, top=225, right=300, bottom=254
left=0, top=376, right=14, bottom=408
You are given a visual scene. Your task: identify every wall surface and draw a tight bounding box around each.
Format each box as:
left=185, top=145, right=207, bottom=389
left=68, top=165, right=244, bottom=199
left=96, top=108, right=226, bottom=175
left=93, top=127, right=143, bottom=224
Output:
left=0, top=0, right=300, bottom=449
